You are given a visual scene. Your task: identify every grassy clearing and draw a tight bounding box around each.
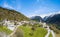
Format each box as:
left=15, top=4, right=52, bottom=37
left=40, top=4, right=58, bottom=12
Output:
left=19, top=26, right=31, bottom=37
left=33, top=27, right=47, bottom=37
left=19, top=25, right=47, bottom=37
left=0, top=26, right=12, bottom=34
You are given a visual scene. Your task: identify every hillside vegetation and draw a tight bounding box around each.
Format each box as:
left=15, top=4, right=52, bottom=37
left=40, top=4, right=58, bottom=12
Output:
left=0, top=26, right=12, bottom=35
left=18, top=24, right=47, bottom=37
left=0, top=7, right=30, bottom=21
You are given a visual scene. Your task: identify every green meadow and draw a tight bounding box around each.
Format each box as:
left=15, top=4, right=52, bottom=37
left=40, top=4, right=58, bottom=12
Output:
left=19, top=25, right=47, bottom=37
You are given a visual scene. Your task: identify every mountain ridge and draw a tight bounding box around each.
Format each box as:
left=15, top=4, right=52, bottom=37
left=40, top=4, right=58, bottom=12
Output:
left=0, top=7, right=30, bottom=21
left=44, top=13, right=60, bottom=30
left=30, top=16, right=44, bottom=22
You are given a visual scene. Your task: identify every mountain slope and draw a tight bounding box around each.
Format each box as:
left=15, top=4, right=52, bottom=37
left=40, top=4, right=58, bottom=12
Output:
left=31, top=16, right=44, bottom=22
left=0, top=7, right=30, bottom=21
left=44, top=14, right=60, bottom=30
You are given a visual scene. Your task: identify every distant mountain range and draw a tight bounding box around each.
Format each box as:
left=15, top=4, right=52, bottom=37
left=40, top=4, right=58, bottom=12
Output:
left=0, top=7, right=30, bottom=21
left=30, top=16, right=44, bottom=22
left=44, top=14, right=60, bottom=30
left=0, top=7, right=60, bottom=30
left=44, top=14, right=60, bottom=23
left=30, top=13, right=60, bottom=30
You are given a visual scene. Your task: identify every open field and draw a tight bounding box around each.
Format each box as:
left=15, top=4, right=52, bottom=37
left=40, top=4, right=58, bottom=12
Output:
left=19, top=25, right=47, bottom=37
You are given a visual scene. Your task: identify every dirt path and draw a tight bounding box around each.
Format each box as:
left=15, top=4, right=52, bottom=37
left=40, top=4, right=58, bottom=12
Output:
left=51, top=30, right=55, bottom=37
left=9, top=25, right=21, bottom=37
left=43, top=23, right=55, bottom=37
left=45, top=26, right=51, bottom=37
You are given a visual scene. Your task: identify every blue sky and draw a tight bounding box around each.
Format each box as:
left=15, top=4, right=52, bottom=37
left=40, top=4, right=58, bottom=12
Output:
left=0, top=0, right=60, bottom=18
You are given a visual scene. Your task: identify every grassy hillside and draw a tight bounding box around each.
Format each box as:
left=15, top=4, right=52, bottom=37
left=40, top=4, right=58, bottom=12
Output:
left=19, top=25, right=47, bottom=37
left=0, top=7, right=30, bottom=21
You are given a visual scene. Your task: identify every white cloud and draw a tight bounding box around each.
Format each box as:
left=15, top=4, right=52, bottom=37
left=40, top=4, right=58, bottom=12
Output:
left=3, top=2, right=14, bottom=9
left=40, top=11, right=60, bottom=18
left=28, top=11, right=60, bottom=18
left=32, top=6, right=60, bottom=18
left=57, top=11, right=60, bottom=14
left=2, top=2, right=21, bottom=12
left=34, top=7, right=50, bottom=14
